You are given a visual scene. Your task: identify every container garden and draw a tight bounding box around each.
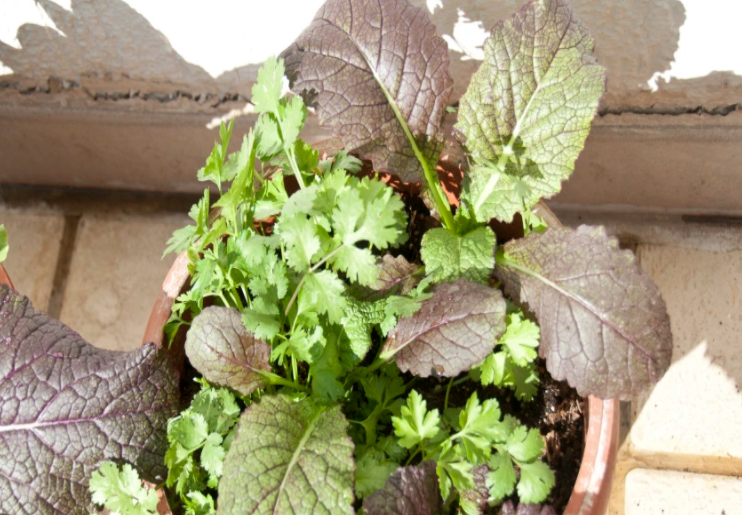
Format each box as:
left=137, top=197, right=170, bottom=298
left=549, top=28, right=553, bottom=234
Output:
left=134, top=0, right=670, bottom=512
left=0, top=0, right=671, bottom=513
left=144, top=193, right=620, bottom=515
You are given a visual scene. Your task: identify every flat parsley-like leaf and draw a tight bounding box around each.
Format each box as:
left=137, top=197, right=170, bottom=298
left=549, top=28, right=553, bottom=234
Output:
left=392, top=390, right=441, bottom=449
left=89, top=462, right=159, bottom=515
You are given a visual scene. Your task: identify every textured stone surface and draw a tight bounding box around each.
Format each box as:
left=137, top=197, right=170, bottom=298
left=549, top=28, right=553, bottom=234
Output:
left=625, top=469, right=742, bottom=515
left=628, top=244, right=742, bottom=459
left=0, top=206, right=64, bottom=311
left=59, top=212, right=188, bottom=351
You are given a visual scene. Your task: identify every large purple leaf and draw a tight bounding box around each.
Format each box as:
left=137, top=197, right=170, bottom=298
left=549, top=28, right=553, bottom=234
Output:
left=363, top=461, right=441, bottom=515
left=495, top=226, right=672, bottom=399
left=280, top=0, right=453, bottom=181
left=380, top=280, right=506, bottom=377
left=0, top=285, right=179, bottom=515
left=185, top=306, right=271, bottom=396
left=217, top=395, right=354, bottom=515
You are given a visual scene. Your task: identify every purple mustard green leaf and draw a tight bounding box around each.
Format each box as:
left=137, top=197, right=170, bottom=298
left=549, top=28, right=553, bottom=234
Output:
left=185, top=306, right=271, bottom=396
left=458, top=464, right=489, bottom=515
left=0, top=284, right=179, bottom=515
left=351, top=254, right=421, bottom=302
left=280, top=0, right=453, bottom=181
left=495, top=225, right=673, bottom=399
left=455, top=0, right=605, bottom=223
left=363, top=461, right=442, bottom=515
left=217, top=395, right=355, bottom=515
left=381, top=280, right=507, bottom=377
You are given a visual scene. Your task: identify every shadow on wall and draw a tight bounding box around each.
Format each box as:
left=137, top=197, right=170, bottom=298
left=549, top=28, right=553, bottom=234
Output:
left=1, top=0, right=687, bottom=106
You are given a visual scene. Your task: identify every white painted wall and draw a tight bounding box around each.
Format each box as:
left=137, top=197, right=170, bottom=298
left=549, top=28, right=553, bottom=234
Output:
left=0, top=0, right=740, bottom=108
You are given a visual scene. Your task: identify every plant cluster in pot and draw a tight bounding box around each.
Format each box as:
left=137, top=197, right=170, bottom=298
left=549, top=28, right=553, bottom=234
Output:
left=0, top=0, right=673, bottom=514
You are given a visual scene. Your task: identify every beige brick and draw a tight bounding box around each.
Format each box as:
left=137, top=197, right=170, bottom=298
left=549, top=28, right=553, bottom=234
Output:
left=60, top=212, right=188, bottom=351
left=628, top=244, right=742, bottom=459
left=626, top=469, right=742, bottom=515
left=0, top=206, right=64, bottom=311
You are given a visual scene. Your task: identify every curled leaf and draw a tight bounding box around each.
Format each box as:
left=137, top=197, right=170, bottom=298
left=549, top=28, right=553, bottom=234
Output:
left=495, top=225, right=672, bottom=399
left=185, top=306, right=272, bottom=396
left=381, top=280, right=506, bottom=377
left=281, top=0, right=453, bottom=181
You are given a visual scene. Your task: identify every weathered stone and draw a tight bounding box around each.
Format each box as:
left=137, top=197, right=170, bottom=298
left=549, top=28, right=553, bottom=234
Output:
left=0, top=206, right=64, bottom=311
left=625, top=469, right=742, bottom=514
left=59, top=212, right=188, bottom=351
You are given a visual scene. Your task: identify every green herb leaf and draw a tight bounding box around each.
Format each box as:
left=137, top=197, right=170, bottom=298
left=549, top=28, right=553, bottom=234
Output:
left=217, top=395, right=355, bottom=515
left=355, top=451, right=398, bottom=499
left=516, top=461, right=555, bottom=504
left=89, top=462, right=159, bottom=515
left=498, top=313, right=540, bottom=367
left=392, top=390, right=441, bottom=449
left=421, top=226, right=495, bottom=284
left=456, top=0, right=605, bottom=223
left=506, top=426, right=545, bottom=463
left=485, top=451, right=517, bottom=502
left=299, top=270, right=348, bottom=325
left=251, top=56, right=284, bottom=114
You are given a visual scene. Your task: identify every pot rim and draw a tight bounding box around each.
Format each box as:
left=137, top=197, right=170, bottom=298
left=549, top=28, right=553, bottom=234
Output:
left=142, top=223, right=619, bottom=515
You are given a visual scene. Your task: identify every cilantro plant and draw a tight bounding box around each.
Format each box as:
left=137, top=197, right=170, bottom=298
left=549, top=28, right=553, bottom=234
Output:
left=0, top=224, right=8, bottom=264
left=90, top=0, right=673, bottom=514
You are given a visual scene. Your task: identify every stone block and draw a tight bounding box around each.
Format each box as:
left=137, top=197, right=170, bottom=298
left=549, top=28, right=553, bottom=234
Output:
left=629, top=244, right=742, bottom=459
left=59, top=212, right=188, bottom=351
left=625, top=469, right=742, bottom=515
left=0, top=206, right=64, bottom=311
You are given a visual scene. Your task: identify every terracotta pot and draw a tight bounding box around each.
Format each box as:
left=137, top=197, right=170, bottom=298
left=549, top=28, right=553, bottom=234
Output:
left=0, top=263, right=14, bottom=290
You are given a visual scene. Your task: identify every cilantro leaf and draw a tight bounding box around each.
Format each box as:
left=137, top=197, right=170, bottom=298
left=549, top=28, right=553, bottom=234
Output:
left=499, top=313, right=540, bottom=367
left=506, top=426, right=545, bottom=463
left=185, top=491, right=216, bottom=515
left=251, top=56, right=284, bottom=114
left=299, top=270, right=348, bottom=325
left=486, top=451, right=517, bottom=502
left=392, top=390, right=441, bottom=449
left=89, top=462, right=159, bottom=515
left=517, top=461, right=555, bottom=504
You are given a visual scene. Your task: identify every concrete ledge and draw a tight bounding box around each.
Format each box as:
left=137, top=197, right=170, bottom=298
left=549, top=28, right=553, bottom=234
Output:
left=2, top=105, right=742, bottom=214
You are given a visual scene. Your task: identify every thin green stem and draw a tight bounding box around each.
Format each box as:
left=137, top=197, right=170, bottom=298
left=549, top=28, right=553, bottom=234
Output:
left=405, top=447, right=422, bottom=467
left=370, top=72, right=456, bottom=232
left=444, top=377, right=454, bottom=411
left=291, top=356, right=298, bottom=384
left=260, top=371, right=306, bottom=391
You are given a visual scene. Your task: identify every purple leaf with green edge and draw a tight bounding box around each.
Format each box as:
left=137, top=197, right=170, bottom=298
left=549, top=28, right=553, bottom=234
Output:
left=280, top=0, right=453, bottom=181
left=350, top=254, right=421, bottom=302
left=455, top=0, right=605, bottom=223
left=363, top=461, right=442, bottom=515
left=495, top=225, right=672, bottom=399
left=0, top=285, right=179, bottom=515
left=185, top=306, right=271, bottom=397
left=381, top=280, right=507, bottom=377
left=217, top=395, right=355, bottom=515
left=458, top=465, right=489, bottom=515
